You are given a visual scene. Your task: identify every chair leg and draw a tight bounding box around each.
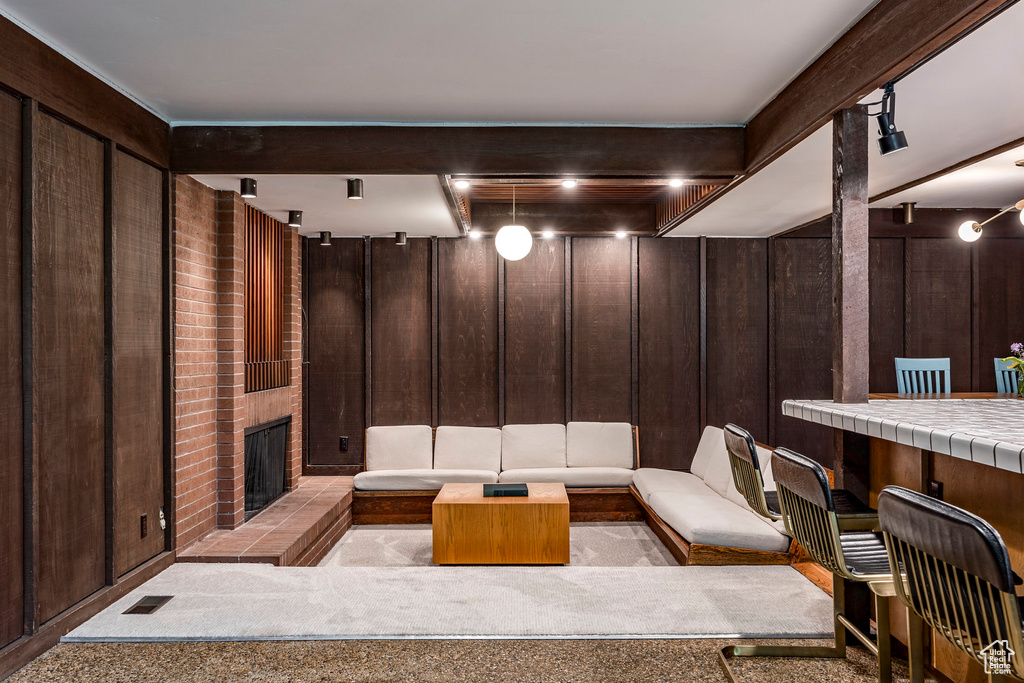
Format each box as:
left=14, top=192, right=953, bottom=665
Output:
left=907, top=611, right=924, bottom=683
left=718, top=574, right=847, bottom=682
left=874, top=593, right=892, bottom=683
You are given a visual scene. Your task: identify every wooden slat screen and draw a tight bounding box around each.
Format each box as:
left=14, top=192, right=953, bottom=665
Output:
left=655, top=184, right=717, bottom=232
left=245, top=205, right=288, bottom=392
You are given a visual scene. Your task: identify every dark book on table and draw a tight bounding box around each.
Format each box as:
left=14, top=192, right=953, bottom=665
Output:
left=483, top=483, right=529, bottom=497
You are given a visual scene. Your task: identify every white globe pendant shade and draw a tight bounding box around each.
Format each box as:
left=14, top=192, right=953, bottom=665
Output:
left=958, top=220, right=982, bottom=242
left=495, top=224, right=533, bottom=261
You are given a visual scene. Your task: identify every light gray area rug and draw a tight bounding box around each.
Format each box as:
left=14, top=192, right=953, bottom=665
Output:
left=320, top=522, right=679, bottom=568
left=64, top=563, right=832, bottom=642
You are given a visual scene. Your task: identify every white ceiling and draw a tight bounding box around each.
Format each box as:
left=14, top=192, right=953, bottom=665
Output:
left=0, top=0, right=876, bottom=124
left=671, top=1, right=1024, bottom=236
left=191, top=175, right=460, bottom=237
left=881, top=146, right=1024, bottom=209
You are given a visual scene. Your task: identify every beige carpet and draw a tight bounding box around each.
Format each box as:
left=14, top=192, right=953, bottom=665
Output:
left=319, top=522, right=679, bottom=567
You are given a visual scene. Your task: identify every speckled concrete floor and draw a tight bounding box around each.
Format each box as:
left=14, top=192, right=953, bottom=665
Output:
left=8, top=639, right=931, bottom=682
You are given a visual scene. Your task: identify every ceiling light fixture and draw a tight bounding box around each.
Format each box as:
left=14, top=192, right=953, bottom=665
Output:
left=562, top=179, right=578, bottom=189
left=668, top=179, right=684, bottom=188
left=958, top=199, right=1024, bottom=242
left=288, top=210, right=302, bottom=228
left=615, top=231, right=627, bottom=239
left=542, top=230, right=554, bottom=239
left=874, top=82, right=909, bottom=156
left=319, top=231, right=332, bottom=246
left=396, top=231, right=407, bottom=246
left=494, top=186, right=533, bottom=261
left=454, top=179, right=471, bottom=190
left=347, top=178, right=364, bottom=200
left=469, top=229, right=482, bottom=239
left=240, top=178, right=257, bottom=198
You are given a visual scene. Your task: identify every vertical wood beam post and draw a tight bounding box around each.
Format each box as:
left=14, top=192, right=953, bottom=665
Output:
left=102, top=140, right=117, bottom=587
left=832, top=106, right=870, bottom=405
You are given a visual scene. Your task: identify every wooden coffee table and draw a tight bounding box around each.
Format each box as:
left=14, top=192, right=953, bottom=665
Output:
left=432, top=483, right=570, bottom=565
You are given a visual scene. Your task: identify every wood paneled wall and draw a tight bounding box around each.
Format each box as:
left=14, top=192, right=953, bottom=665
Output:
left=0, top=90, right=23, bottom=651
left=1, top=94, right=170, bottom=671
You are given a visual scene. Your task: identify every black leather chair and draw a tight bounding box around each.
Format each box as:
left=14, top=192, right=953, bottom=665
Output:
left=879, top=485, right=1024, bottom=682
left=719, top=446, right=896, bottom=683
left=723, top=423, right=878, bottom=530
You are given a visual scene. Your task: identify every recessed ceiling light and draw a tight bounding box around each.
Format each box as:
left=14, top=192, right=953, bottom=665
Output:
left=615, top=231, right=627, bottom=239
left=454, top=179, right=471, bottom=190
left=668, top=179, right=684, bottom=188
left=542, top=230, right=554, bottom=239
left=469, top=230, right=482, bottom=239
left=562, top=179, right=578, bottom=189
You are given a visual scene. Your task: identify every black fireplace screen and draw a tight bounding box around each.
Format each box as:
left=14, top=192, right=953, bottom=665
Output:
left=244, top=418, right=289, bottom=518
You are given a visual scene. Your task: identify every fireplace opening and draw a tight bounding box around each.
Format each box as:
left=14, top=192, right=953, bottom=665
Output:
left=244, top=416, right=290, bottom=519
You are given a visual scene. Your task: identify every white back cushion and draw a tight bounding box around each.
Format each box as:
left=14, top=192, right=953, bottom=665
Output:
left=433, top=426, right=502, bottom=472
left=365, top=425, right=433, bottom=471
left=501, top=424, right=566, bottom=470
left=566, top=422, right=634, bottom=469
left=689, top=426, right=725, bottom=479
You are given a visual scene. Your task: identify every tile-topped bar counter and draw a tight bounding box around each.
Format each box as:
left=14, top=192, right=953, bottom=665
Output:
left=783, top=394, right=1024, bottom=683
left=782, top=397, right=1024, bottom=473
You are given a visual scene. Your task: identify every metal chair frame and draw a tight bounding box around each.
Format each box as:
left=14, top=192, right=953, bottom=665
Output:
left=720, top=450, right=896, bottom=683
left=883, top=520, right=1024, bottom=681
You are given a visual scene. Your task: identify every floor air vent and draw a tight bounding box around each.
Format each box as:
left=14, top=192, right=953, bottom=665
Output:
left=123, top=595, right=173, bottom=615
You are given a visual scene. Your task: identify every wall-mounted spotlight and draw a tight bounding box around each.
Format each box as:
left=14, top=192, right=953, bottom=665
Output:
left=319, top=231, right=332, bottom=246
left=240, top=178, right=257, bottom=198
left=347, top=178, right=364, bottom=200
left=958, top=199, right=1024, bottom=242
left=875, top=82, right=908, bottom=156
left=288, top=210, right=303, bottom=228
left=396, top=231, right=407, bottom=246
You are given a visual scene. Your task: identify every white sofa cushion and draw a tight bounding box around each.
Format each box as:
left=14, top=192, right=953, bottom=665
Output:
left=498, top=467, right=634, bottom=487
left=365, top=425, right=433, bottom=471
left=433, top=426, right=502, bottom=472
left=689, top=426, right=725, bottom=479
left=501, top=423, right=566, bottom=470
left=566, top=422, right=634, bottom=469
left=648, top=491, right=791, bottom=553
left=632, top=468, right=718, bottom=503
left=353, top=469, right=498, bottom=491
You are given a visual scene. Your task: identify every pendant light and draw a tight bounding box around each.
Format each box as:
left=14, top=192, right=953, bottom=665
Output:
left=494, top=186, right=533, bottom=261
left=347, top=178, right=363, bottom=200
left=288, top=210, right=302, bottom=228
left=240, top=178, right=257, bottom=198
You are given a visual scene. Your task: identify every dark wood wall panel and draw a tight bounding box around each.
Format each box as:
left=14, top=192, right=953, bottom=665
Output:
left=773, top=238, right=833, bottom=465
left=437, top=238, right=498, bottom=425
left=571, top=238, right=632, bottom=422
left=905, top=238, right=972, bottom=392
left=371, top=238, right=432, bottom=426
left=638, top=238, right=700, bottom=469
left=977, top=239, right=1024, bottom=391
left=112, top=151, right=164, bottom=577
left=306, top=239, right=364, bottom=466
left=34, top=113, right=105, bottom=622
left=0, top=91, right=23, bottom=648
left=504, top=238, right=565, bottom=425
left=868, top=238, right=904, bottom=393
left=705, top=238, right=769, bottom=443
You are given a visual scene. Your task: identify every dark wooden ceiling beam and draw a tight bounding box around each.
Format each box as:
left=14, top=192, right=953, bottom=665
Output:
left=469, top=202, right=656, bottom=236
left=169, top=125, right=745, bottom=176
left=0, top=16, right=169, bottom=167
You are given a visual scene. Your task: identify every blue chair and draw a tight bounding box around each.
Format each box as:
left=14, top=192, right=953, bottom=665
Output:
left=995, top=357, right=1019, bottom=394
left=894, top=357, right=950, bottom=394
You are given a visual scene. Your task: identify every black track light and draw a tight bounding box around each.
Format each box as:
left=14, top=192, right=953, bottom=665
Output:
left=319, top=231, right=332, bottom=246
left=288, top=210, right=302, bottom=228
left=240, top=178, right=257, bottom=198
left=347, top=178, right=363, bottom=200
left=395, top=231, right=407, bottom=246
left=876, top=83, right=908, bottom=156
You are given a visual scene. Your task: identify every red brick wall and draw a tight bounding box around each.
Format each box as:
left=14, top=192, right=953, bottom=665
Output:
left=172, top=175, right=220, bottom=549
left=172, top=176, right=303, bottom=550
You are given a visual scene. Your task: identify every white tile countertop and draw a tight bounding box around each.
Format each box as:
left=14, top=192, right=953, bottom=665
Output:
left=782, top=398, right=1024, bottom=474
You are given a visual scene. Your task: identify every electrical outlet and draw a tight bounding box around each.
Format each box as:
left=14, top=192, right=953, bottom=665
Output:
left=340, top=436, right=349, bottom=452
left=140, top=513, right=148, bottom=538
left=928, top=479, right=944, bottom=501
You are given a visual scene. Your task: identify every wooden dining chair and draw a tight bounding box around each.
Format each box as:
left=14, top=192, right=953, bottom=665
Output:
left=994, top=358, right=1019, bottom=395
left=895, top=357, right=951, bottom=394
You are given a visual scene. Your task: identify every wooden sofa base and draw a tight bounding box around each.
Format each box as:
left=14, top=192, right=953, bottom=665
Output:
left=352, top=487, right=642, bottom=525
left=628, top=484, right=793, bottom=566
